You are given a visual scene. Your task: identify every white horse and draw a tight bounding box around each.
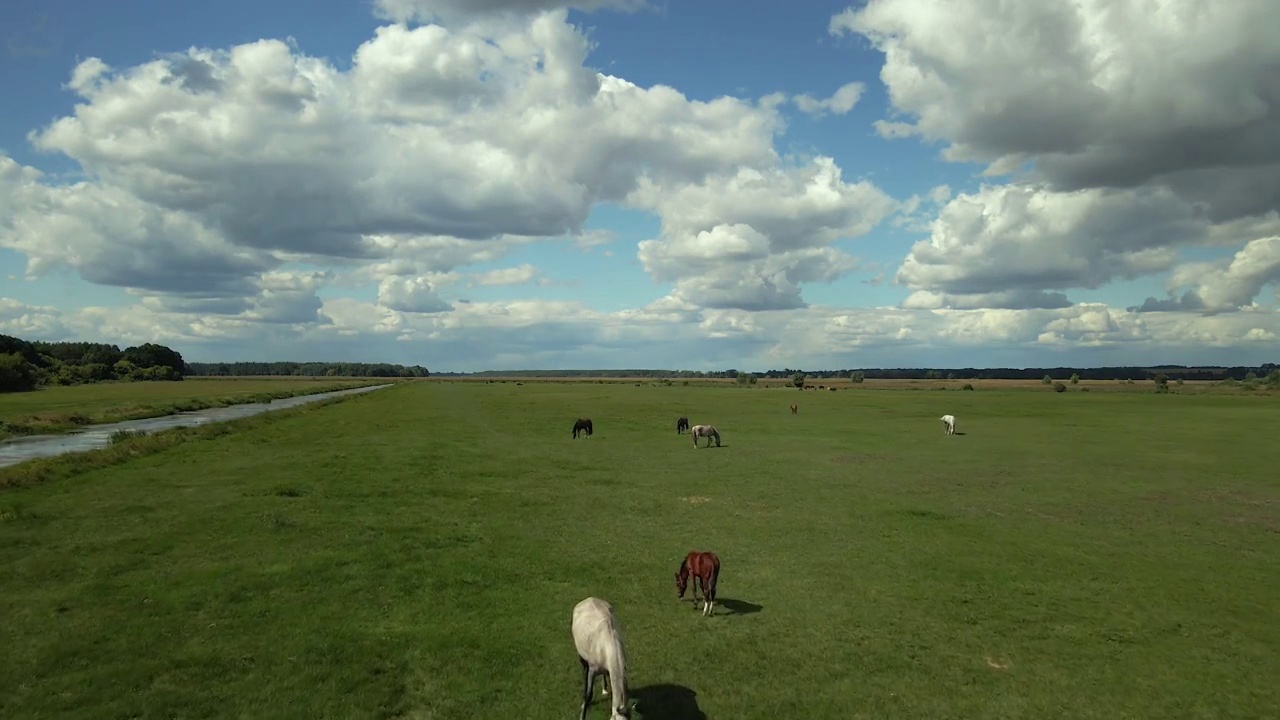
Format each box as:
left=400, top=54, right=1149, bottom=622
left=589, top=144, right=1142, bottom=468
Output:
left=571, top=597, right=632, bottom=720
left=940, top=414, right=957, bottom=435
left=690, top=424, right=721, bottom=448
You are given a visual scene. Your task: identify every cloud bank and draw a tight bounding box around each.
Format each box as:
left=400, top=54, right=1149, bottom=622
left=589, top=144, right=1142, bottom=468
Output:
left=2, top=0, right=1278, bottom=370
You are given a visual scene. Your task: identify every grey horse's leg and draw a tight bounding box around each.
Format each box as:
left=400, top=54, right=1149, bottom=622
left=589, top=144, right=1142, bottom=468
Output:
left=579, top=657, right=593, bottom=720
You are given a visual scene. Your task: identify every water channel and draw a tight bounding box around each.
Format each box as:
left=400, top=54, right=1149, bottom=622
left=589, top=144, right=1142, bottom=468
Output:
left=0, top=383, right=392, bottom=470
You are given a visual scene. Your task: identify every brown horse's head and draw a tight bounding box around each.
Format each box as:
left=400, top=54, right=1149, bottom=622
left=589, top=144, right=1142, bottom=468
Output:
left=674, top=561, right=689, bottom=597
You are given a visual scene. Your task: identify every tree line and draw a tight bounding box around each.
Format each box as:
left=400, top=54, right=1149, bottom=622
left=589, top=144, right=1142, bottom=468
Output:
left=1, top=334, right=187, bottom=392
left=1, top=334, right=431, bottom=393
left=445, top=364, right=1280, bottom=382
left=185, top=361, right=429, bottom=378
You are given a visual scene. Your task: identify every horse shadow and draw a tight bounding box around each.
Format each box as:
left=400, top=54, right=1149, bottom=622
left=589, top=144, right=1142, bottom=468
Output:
left=715, top=598, right=762, bottom=615
left=633, top=684, right=707, bottom=720
left=952, top=431, right=967, bottom=436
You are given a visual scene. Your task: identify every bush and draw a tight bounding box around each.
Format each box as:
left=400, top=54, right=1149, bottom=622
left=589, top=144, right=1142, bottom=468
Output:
left=1042, top=375, right=1053, bottom=385
left=1053, top=381, right=1067, bottom=393
left=109, top=429, right=147, bottom=443
left=0, top=353, right=38, bottom=392
left=1070, top=373, right=1080, bottom=384
left=962, top=383, right=975, bottom=391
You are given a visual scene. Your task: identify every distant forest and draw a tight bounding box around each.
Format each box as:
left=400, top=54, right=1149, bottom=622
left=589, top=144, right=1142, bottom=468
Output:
left=0, top=333, right=429, bottom=393
left=1, top=334, right=187, bottom=393
left=442, top=364, right=1280, bottom=382
left=6, top=328, right=1277, bottom=394
left=185, top=362, right=430, bottom=378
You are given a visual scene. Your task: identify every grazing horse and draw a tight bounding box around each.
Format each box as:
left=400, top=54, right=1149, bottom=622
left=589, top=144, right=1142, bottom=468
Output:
left=690, top=424, right=720, bottom=448
left=573, top=418, right=594, bottom=439
left=571, top=597, right=632, bottom=720
left=940, top=414, right=956, bottom=435
left=675, top=551, right=721, bottom=616
left=790, top=403, right=798, bottom=415
left=676, top=416, right=690, bottom=434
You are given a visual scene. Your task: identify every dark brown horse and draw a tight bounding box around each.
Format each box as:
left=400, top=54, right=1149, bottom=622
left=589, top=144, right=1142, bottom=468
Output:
left=676, top=416, right=690, bottom=434
left=573, top=418, right=593, bottom=439
left=675, top=550, right=721, bottom=616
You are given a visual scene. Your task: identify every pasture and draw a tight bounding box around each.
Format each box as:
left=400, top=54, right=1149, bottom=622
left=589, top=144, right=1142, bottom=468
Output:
left=0, top=377, right=383, bottom=439
left=1, top=380, right=1277, bottom=719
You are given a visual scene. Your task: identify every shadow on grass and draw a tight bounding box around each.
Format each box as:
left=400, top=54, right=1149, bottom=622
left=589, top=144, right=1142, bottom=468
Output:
left=715, top=598, right=762, bottom=615
left=634, top=684, right=707, bottom=720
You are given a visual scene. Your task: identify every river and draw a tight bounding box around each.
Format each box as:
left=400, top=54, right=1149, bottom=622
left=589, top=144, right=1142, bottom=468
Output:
left=0, top=383, right=392, bottom=470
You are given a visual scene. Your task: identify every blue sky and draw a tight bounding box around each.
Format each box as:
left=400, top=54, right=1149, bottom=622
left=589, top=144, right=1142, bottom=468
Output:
left=2, top=0, right=1277, bottom=371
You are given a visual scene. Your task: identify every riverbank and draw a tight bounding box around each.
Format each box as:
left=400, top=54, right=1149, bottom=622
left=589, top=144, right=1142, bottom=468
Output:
left=0, top=384, right=393, bottom=489
left=0, top=378, right=397, bottom=441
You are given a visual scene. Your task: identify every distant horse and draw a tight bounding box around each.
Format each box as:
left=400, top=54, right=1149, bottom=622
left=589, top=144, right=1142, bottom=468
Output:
left=940, top=414, right=956, bottom=435
left=573, top=418, right=594, bottom=439
left=676, top=416, right=690, bottom=434
left=571, top=597, right=632, bottom=720
left=790, top=403, right=798, bottom=415
left=690, top=424, right=720, bottom=448
left=675, top=551, right=721, bottom=616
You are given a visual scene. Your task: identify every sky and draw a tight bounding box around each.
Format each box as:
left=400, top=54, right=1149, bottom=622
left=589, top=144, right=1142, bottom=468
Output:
left=1, top=0, right=1279, bottom=372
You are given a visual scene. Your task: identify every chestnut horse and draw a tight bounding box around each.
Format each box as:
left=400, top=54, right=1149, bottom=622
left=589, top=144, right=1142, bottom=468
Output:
left=675, top=550, right=721, bottom=616
left=676, top=416, right=690, bottom=434
left=573, top=418, right=594, bottom=439
left=790, top=403, right=798, bottom=415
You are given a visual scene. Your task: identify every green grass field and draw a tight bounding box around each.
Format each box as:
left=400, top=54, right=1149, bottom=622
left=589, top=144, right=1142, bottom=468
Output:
left=0, top=378, right=384, bottom=440
left=1, top=381, right=1276, bottom=719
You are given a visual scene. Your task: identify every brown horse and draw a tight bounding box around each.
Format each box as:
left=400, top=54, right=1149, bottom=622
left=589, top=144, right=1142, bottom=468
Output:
left=675, top=550, right=721, bottom=616
left=790, top=403, right=798, bottom=415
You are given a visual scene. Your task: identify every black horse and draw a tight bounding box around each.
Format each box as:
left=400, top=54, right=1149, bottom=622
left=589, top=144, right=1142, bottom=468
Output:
left=573, top=418, right=594, bottom=439
left=676, top=416, right=690, bottom=434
